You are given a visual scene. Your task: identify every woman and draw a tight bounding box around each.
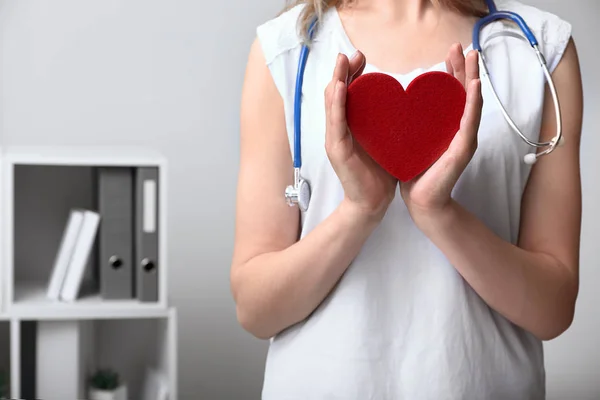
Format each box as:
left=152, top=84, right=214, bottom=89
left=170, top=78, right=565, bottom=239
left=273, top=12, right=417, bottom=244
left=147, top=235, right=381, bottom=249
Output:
left=231, top=0, right=583, bottom=398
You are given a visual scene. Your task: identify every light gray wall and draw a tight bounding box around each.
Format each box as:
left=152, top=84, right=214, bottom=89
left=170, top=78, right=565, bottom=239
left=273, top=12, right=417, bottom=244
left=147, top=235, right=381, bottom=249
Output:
left=0, top=1, right=597, bottom=399
left=526, top=2, right=600, bottom=399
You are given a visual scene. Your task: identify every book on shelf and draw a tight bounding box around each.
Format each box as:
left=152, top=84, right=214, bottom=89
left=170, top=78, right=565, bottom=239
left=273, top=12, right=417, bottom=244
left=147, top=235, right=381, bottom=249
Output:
left=46, top=209, right=100, bottom=302
left=46, top=210, right=84, bottom=301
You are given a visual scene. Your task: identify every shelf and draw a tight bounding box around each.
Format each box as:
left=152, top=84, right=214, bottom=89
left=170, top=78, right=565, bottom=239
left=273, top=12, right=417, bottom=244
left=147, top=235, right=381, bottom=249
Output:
left=1, top=145, right=167, bottom=167
left=0, top=145, right=176, bottom=399
left=16, top=311, right=176, bottom=400
left=3, top=159, right=168, bottom=313
left=10, top=282, right=169, bottom=320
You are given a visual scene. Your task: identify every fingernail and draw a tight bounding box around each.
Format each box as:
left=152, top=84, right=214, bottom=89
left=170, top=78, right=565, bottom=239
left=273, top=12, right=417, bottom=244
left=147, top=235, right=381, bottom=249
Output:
left=350, top=50, right=359, bottom=60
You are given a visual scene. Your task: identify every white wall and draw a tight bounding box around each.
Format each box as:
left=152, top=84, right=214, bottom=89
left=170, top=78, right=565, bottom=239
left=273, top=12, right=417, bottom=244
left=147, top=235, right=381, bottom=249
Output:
left=0, top=1, right=597, bottom=399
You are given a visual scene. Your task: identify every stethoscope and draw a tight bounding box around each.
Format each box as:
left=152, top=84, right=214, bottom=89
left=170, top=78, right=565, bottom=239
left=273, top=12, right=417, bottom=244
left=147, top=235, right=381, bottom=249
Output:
left=285, top=0, right=564, bottom=212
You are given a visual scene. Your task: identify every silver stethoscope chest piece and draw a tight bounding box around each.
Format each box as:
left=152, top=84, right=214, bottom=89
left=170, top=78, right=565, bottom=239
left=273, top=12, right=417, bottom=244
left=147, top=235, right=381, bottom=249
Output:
left=285, top=168, right=311, bottom=212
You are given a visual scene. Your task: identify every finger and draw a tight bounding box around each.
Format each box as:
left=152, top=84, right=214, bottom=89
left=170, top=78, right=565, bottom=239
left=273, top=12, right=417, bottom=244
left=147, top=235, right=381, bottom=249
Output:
left=333, top=53, right=350, bottom=86
left=430, top=78, right=482, bottom=186
left=325, top=79, right=336, bottom=124
left=445, top=58, right=454, bottom=76
left=464, top=50, right=479, bottom=91
left=326, top=54, right=349, bottom=117
left=448, top=43, right=466, bottom=87
left=347, top=50, right=366, bottom=85
left=463, top=78, right=483, bottom=135
left=445, top=46, right=455, bottom=75
left=328, top=80, right=348, bottom=145
left=453, top=78, right=483, bottom=164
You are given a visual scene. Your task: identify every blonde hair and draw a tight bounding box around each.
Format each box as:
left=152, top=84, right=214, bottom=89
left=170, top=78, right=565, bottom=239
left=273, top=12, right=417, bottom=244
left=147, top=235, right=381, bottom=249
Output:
left=285, top=0, right=489, bottom=41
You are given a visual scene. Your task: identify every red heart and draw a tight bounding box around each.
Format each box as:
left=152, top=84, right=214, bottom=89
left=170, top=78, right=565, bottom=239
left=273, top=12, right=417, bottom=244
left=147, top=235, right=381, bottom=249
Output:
left=346, top=71, right=466, bottom=182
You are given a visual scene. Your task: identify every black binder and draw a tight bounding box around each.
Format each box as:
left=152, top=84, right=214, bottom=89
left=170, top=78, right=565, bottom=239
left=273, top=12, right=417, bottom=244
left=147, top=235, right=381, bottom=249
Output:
left=135, top=167, right=159, bottom=302
left=97, top=167, right=134, bottom=299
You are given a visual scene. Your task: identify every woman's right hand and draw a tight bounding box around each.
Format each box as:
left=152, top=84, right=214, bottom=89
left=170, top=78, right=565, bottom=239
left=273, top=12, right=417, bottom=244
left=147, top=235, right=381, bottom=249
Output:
left=325, top=51, right=398, bottom=221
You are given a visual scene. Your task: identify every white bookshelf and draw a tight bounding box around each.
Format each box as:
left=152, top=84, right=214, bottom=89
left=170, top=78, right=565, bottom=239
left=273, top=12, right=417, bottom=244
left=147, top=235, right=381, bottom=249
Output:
left=0, top=145, right=177, bottom=400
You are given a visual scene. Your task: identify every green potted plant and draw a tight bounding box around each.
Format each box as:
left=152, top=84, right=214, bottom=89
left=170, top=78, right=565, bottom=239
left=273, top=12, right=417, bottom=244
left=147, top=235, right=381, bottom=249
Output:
left=88, top=368, right=127, bottom=400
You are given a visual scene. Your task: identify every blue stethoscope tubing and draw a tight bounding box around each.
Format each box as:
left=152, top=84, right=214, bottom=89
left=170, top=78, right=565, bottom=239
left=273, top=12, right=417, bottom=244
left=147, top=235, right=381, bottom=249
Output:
left=474, top=0, right=563, bottom=164
left=283, top=18, right=318, bottom=211
left=285, top=0, right=564, bottom=211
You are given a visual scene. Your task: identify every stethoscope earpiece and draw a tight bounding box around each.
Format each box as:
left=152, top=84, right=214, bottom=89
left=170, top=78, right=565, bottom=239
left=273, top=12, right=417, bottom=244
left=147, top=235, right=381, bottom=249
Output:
left=524, top=153, right=538, bottom=165
left=523, top=134, right=564, bottom=165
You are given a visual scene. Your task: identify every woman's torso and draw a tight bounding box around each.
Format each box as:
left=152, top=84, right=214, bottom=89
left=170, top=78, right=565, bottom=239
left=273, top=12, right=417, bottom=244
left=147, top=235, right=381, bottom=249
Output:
left=255, top=1, right=572, bottom=398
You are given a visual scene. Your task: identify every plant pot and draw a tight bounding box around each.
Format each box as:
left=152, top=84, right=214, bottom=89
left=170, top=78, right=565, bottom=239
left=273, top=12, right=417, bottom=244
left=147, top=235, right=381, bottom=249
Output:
left=89, top=384, right=127, bottom=400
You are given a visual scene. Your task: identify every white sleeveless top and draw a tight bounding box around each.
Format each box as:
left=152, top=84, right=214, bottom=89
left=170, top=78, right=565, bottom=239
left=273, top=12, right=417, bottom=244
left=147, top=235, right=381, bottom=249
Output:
left=255, top=1, right=572, bottom=398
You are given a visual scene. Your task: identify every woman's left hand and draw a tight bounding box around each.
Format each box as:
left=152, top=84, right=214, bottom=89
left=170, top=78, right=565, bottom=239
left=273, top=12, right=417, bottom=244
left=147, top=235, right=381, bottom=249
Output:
left=400, top=44, right=484, bottom=221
